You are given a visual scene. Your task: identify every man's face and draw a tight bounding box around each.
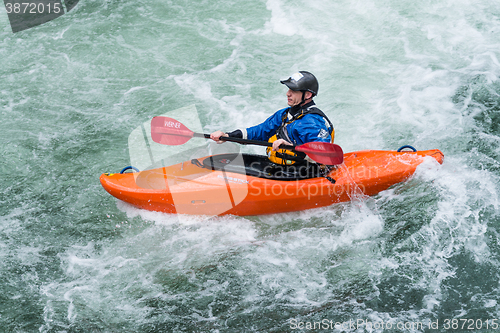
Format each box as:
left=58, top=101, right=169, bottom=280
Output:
left=286, top=89, right=312, bottom=106
left=286, top=89, right=303, bottom=106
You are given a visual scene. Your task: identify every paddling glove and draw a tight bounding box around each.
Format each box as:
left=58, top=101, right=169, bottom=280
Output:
left=226, top=129, right=243, bottom=138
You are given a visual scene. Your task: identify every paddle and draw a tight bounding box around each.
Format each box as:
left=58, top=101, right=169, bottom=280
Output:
left=150, top=116, right=344, bottom=165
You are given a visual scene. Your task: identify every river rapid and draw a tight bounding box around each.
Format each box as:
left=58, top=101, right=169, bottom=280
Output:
left=1, top=0, right=500, bottom=332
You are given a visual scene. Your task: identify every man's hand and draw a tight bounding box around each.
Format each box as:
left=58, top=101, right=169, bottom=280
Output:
left=272, top=138, right=292, bottom=151
left=210, top=130, right=228, bottom=144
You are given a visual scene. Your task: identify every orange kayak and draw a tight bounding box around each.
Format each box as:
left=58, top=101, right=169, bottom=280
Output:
left=100, top=149, right=444, bottom=216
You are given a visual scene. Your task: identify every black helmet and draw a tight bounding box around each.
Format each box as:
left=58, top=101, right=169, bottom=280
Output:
left=280, top=71, right=319, bottom=96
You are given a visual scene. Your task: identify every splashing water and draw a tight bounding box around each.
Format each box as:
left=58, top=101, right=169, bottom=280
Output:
left=1, top=0, right=500, bottom=331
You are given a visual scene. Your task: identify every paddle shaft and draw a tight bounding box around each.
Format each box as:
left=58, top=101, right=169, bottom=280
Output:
left=193, top=132, right=297, bottom=151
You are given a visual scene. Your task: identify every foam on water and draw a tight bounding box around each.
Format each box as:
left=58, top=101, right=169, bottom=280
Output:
left=2, top=0, right=500, bottom=331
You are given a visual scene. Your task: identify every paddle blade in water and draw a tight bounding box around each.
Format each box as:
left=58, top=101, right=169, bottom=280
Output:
left=151, top=116, right=194, bottom=145
left=295, top=142, right=344, bottom=165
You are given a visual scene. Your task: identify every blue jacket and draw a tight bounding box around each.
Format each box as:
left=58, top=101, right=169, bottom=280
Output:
left=244, top=105, right=333, bottom=146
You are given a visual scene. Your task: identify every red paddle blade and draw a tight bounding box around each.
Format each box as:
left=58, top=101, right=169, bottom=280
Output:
left=296, top=142, right=344, bottom=165
left=151, top=116, right=194, bottom=145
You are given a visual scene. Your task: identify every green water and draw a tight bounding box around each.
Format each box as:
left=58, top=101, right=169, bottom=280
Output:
left=1, top=0, right=500, bottom=331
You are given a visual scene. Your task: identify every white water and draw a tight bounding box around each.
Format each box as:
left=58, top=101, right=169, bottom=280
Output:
left=2, top=0, right=500, bottom=331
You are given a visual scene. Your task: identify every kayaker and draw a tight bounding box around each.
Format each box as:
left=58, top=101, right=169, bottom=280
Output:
left=210, top=71, right=334, bottom=165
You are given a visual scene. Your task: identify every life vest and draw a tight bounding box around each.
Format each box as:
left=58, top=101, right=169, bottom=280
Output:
left=266, top=106, right=335, bottom=165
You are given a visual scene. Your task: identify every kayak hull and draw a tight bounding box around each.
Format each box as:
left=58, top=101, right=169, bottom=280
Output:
left=100, top=149, right=444, bottom=216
